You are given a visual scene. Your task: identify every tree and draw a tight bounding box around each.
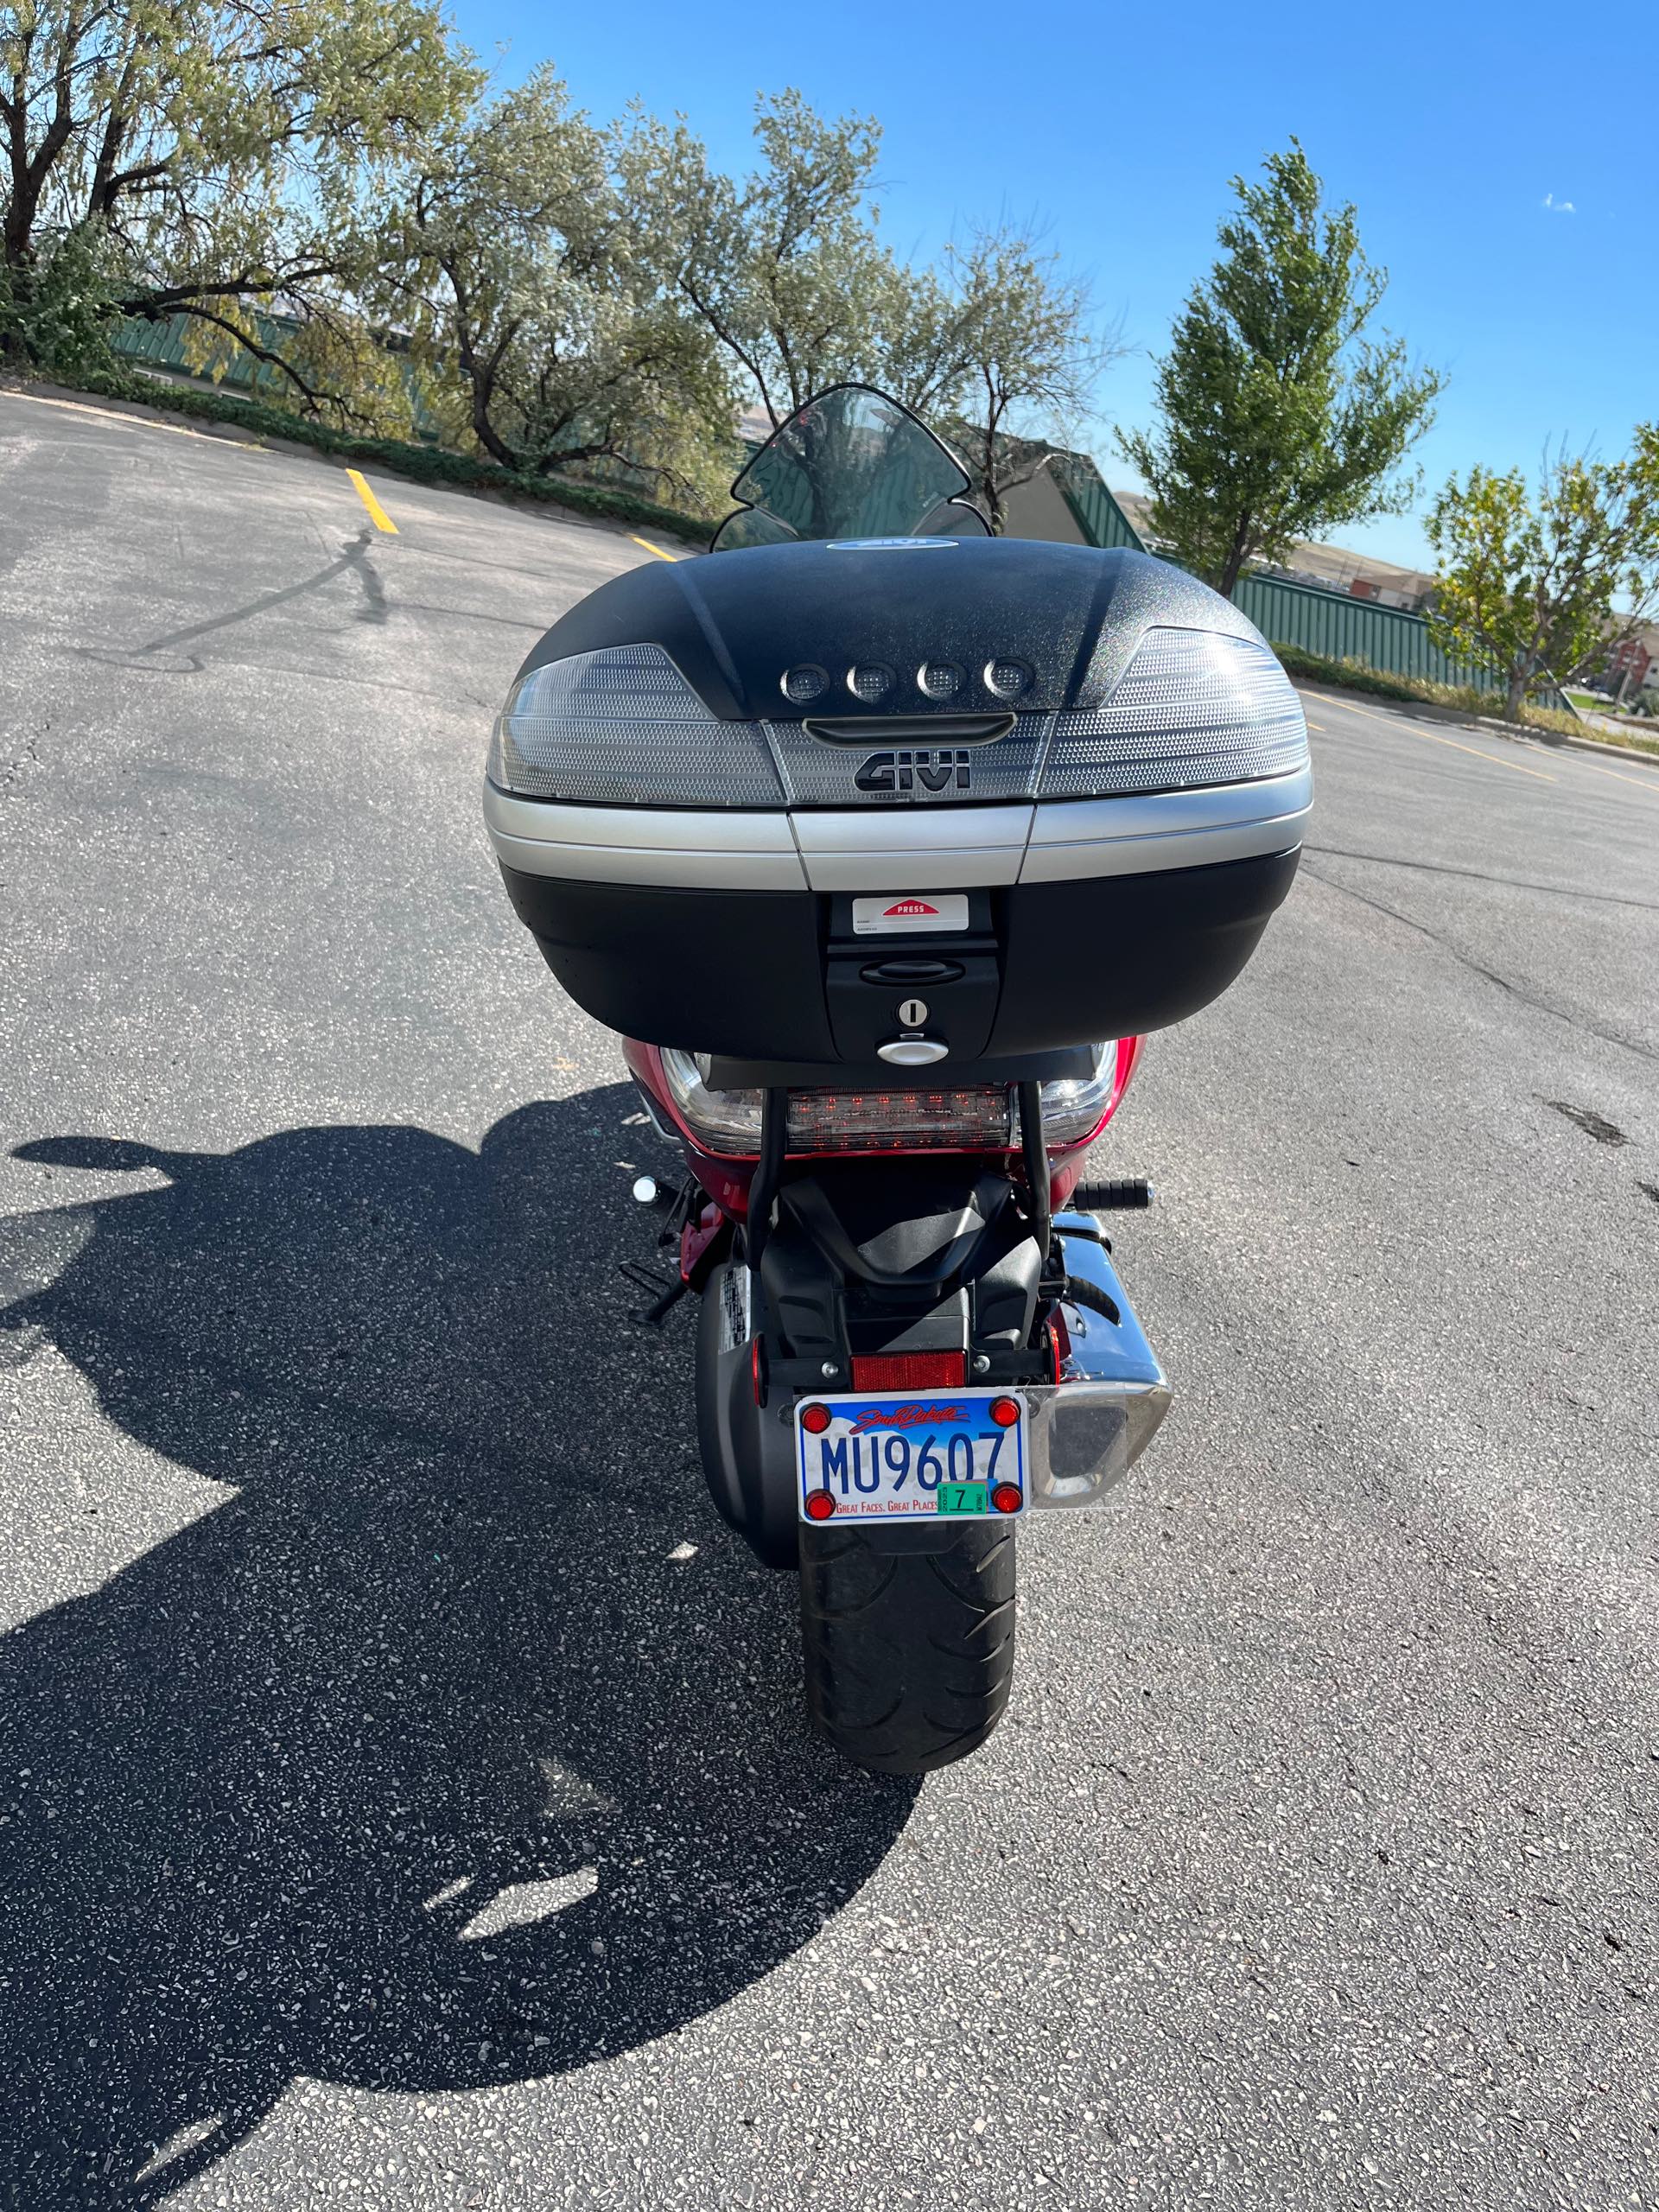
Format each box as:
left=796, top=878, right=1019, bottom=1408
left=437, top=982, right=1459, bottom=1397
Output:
left=1118, top=142, right=1443, bottom=597
left=1426, top=433, right=1659, bottom=721
left=377, top=72, right=737, bottom=501
left=936, top=221, right=1121, bottom=533
left=645, top=99, right=1124, bottom=527
left=651, top=90, right=951, bottom=431
left=0, top=0, right=476, bottom=386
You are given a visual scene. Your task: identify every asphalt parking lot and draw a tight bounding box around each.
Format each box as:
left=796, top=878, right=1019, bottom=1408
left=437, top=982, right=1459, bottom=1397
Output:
left=2, top=384, right=1656, bottom=2209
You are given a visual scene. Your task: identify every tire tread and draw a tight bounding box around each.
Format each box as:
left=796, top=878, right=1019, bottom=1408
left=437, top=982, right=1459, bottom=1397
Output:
left=799, top=1521, right=1016, bottom=1773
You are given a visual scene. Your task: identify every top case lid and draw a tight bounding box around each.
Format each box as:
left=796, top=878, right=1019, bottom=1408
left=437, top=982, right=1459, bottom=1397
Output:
left=516, top=541, right=1266, bottom=722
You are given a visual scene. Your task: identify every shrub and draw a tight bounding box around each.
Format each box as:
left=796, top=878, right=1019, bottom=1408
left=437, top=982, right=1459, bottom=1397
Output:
left=1271, top=641, right=1659, bottom=756
left=0, top=230, right=127, bottom=379
left=1270, top=644, right=1503, bottom=715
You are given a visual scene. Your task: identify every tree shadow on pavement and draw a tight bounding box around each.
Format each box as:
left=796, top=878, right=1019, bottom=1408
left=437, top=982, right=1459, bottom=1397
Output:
left=0, top=1093, right=918, bottom=2207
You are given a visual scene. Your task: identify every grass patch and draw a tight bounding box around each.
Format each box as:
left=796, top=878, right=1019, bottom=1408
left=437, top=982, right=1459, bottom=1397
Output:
left=1534, top=709, right=1659, bottom=757
left=1274, top=644, right=1659, bottom=759
left=1270, top=644, right=1503, bottom=715
left=10, top=364, right=717, bottom=549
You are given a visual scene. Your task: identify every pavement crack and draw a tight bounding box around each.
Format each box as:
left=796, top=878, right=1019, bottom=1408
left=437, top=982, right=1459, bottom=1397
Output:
left=1301, top=866, right=1659, bottom=1065
left=1305, top=843, right=1659, bottom=915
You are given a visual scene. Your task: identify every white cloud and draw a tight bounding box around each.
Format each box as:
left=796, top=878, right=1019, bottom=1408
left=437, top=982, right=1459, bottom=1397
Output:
left=1542, top=193, right=1577, bottom=213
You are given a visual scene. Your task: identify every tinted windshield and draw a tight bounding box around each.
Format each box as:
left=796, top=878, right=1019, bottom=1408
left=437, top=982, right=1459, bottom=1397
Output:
left=712, top=385, right=988, bottom=550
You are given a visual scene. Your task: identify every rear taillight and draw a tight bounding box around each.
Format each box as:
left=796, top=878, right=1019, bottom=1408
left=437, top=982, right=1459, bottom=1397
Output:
left=787, top=1087, right=1013, bottom=1154
left=657, top=1045, right=1124, bottom=1160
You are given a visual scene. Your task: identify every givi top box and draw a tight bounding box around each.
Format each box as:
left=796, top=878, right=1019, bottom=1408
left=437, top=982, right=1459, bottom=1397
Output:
left=483, top=537, right=1310, bottom=1072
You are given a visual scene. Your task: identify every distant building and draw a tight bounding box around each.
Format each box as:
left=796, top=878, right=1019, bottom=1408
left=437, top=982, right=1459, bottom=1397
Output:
left=1109, top=491, right=1437, bottom=610
left=1605, top=629, right=1656, bottom=702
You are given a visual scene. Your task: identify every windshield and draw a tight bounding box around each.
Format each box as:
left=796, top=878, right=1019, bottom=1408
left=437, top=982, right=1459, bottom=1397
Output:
left=711, top=385, right=990, bottom=550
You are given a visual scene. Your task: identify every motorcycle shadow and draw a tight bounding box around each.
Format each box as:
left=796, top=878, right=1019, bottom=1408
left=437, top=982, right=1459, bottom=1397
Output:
left=0, top=1092, right=918, bottom=2207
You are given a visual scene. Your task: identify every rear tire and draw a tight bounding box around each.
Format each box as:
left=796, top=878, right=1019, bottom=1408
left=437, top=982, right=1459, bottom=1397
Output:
left=798, top=1522, right=1016, bottom=1774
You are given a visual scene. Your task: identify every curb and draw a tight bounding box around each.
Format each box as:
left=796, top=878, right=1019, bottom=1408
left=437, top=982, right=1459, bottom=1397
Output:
left=1290, top=678, right=1659, bottom=772
left=0, top=372, right=713, bottom=550
left=1465, top=717, right=1659, bottom=770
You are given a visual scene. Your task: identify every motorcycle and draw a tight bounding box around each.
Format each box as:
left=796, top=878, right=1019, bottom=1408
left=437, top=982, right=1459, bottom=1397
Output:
left=482, top=386, right=1311, bottom=1773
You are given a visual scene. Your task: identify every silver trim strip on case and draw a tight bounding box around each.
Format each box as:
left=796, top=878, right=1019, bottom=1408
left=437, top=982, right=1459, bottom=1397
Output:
left=483, top=780, right=810, bottom=890
left=483, top=767, right=1309, bottom=893
left=1017, top=764, right=1312, bottom=883
left=791, top=804, right=1034, bottom=891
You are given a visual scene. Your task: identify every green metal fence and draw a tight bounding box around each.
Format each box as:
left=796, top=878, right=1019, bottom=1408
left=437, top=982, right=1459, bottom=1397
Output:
left=112, top=307, right=302, bottom=395
left=1230, top=571, right=1503, bottom=695
left=111, top=308, right=446, bottom=441
left=1048, top=453, right=1146, bottom=551
left=1045, top=454, right=1519, bottom=702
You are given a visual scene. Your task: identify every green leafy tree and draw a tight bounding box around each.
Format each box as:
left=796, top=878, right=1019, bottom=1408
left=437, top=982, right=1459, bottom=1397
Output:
left=0, top=216, right=124, bottom=371
left=937, top=221, right=1121, bottom=533
left=0, top=0, right=477, bottom=385
left=639, top=99, right=1125, bottom=527
left=378, top=71, right=737, bottom=501
left=648, top=90, right=954, bottom=430
left=1426, top=433, right=1659, bottom=721
left=1118, top=142, right=1443, bottom=597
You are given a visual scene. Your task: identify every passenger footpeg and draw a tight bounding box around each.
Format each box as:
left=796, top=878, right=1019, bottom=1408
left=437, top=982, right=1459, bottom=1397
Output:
left=1071, top=1178, right=1154, bottom=1211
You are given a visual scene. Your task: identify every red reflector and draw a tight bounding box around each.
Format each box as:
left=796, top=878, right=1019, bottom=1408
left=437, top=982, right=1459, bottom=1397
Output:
left=800, top=1402, right=832, bottom=1435
left=991, top=1482, right=1023, bottom=1515
left=804, top=1489, right=836, bottom=1521
left=989, top=1395, right=1021, bottom=1428
left=850, top=1352, right=967, bottom=1391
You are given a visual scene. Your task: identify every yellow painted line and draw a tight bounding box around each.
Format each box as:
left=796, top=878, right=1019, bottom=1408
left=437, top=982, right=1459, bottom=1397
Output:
left=1307, top=690, right=1555, bottom=783
left=1554, top=750, right=1659, bottom=799
left=630, top=536, right=677, bottom=562
left=346, top=468, right=397, bottom=534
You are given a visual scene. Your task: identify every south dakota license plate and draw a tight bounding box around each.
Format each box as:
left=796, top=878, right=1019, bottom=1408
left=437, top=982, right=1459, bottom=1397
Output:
left=795, top=1389, right=1028, bottom=1522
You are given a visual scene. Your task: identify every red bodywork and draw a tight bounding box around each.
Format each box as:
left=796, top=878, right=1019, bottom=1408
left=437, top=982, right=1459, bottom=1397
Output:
left=624, top=1035, right=1145, bottom=1238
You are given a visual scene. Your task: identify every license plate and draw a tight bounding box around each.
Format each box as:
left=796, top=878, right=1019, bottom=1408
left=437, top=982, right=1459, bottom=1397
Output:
left=795, top=1389, right=1028, bottom=1522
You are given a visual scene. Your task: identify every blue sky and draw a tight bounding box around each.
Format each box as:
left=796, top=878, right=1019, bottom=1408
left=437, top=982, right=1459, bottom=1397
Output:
left=448, top=0, right=1654, bottom=570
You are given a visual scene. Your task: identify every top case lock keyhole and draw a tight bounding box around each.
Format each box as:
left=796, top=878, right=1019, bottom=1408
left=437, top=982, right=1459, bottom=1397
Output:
left=897, top=997, right=930, bottom=1028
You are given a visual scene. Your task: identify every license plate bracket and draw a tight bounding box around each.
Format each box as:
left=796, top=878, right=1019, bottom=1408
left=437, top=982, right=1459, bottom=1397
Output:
left=795, top=1389, right=1027, bottom=1522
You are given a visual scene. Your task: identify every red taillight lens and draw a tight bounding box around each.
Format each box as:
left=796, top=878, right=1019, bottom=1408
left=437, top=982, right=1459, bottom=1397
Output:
left=990, top=1482, right=1023, bottom=1515
left=804, top=1489, right=836, bottom=1521
left=786, top=1086, right=1014, bottom=1154
left=800, top=1402, right=832, bottom=1435
left=989, top=1395, right=1021, bottom=1428
left=851, top=1352, right=966, bottom=1391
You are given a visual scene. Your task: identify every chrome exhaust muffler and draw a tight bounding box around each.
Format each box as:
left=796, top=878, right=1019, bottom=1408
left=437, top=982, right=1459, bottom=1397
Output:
left=1024, top=1212, right=1172, bottom=1510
